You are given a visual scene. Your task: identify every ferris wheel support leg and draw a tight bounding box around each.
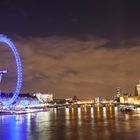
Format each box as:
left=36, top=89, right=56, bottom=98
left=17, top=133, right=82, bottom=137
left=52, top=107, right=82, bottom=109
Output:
left=0, top=90, right=1, bottom=102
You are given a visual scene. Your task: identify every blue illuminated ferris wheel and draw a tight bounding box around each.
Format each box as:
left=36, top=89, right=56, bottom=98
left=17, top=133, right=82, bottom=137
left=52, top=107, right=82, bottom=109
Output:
left=0, top=34, right=22, bottom=106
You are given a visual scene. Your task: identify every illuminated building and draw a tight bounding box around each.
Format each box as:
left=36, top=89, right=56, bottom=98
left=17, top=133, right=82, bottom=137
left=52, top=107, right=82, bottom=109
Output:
left=94, top=97, right=100, bottom=104
left=120, top=95, right=140, bottom=105
left=16, top=95, right=39, bottom=106
left=120, top=95, right=128, bottom=104
left=119, top=83, right=140, bottom=105
left=34, top=93, right=53, bottom=103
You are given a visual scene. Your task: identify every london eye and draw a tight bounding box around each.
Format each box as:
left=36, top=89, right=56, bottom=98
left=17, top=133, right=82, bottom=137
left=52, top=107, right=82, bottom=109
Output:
left=0, top=34, right=22, bottom=106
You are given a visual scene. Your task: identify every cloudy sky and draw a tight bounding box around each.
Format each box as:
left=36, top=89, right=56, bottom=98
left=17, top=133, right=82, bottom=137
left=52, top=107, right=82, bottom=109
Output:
left=0, top=0, right=140, bottom=98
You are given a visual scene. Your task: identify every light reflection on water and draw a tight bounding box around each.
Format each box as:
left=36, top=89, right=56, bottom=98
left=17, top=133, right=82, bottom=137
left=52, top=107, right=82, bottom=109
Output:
left=103, top=106, right=107, bottom=119
left=65, top=108, right=70, bottom=126
left=1, top=107, right=140, bottom=140
left=90, top=107, right=94, bottom=119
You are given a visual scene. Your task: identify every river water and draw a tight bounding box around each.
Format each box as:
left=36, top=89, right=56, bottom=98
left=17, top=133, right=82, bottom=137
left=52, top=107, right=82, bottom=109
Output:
left=0, top=106, right=140, bottom=140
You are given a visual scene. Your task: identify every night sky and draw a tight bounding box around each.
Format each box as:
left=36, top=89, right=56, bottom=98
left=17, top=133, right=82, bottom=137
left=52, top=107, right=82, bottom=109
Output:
left=0, top=0, right=140, bottom=98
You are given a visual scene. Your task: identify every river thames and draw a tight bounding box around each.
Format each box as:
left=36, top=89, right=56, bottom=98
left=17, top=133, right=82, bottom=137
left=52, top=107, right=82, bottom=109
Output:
left=0, top=106, right=140, bottom=140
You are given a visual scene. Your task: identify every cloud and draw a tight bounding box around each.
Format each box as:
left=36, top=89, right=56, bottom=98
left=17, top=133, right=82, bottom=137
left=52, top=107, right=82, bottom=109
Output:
left=0, top=36, right=140, bottom=98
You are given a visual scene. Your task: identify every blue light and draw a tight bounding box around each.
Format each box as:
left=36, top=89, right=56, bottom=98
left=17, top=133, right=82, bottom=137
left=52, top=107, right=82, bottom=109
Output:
left=0, top=34, right=22, bottom=106
left=20, top=100, right=29, bottom=106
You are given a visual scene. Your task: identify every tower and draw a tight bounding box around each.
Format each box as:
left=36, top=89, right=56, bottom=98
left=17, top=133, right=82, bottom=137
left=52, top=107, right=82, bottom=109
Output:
left=116, top=87, right=122, bottom=97
left=135, top=83, right=140, bottom=96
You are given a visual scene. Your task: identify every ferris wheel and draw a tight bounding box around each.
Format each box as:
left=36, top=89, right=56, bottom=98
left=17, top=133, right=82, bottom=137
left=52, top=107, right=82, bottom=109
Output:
left=0, top=34, right=22, bottom=106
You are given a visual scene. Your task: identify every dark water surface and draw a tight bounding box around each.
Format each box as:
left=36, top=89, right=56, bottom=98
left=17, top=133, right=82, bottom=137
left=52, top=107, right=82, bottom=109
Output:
left=0, top=106, right=140, bottom=140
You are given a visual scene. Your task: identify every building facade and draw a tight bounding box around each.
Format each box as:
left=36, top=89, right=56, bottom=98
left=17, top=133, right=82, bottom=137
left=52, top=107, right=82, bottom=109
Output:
left=34, top=93, right=53, bottom=103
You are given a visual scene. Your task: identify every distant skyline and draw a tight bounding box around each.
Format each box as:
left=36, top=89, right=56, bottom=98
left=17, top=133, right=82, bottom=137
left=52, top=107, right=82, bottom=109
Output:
left=0, top=0, right=140, bottom=98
